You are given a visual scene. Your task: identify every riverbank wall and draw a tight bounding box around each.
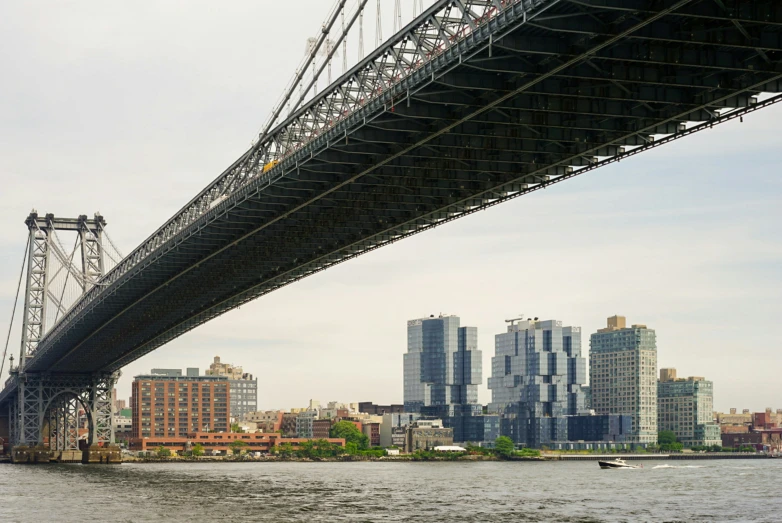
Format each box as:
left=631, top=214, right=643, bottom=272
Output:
left=119, top=453, right=773, bottom=464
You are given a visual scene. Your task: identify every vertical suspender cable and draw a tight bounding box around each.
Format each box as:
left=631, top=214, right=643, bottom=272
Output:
left=342, top=6, right=348, bottom=73
left=359, top=8, right=365, bottom=59
left=414, top=0, right=423, bottom=18
left=289, top=0, right=370, bottom=115
left=258, top=0, right=348, bottom=143
left=0, top=236, right=30, bottom=381
left=376, top=0, right=382, bottom=48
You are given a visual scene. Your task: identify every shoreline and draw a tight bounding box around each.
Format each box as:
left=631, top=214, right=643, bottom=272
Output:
left=121, top=453, right=771, bottom=464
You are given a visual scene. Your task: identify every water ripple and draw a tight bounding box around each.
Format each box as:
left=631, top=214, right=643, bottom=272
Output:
left=0, top=459, right=778, bottom=522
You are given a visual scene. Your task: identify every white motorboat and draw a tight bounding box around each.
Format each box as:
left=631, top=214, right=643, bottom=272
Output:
left=598, top=458, right=641, bottom=469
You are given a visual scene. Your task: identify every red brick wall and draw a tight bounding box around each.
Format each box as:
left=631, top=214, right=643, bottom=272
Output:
left=131, top=378, right=230, bottom=440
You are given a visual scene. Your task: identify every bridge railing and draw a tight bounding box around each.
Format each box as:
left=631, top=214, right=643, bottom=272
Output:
left=30, top=0, right=558, bottom=362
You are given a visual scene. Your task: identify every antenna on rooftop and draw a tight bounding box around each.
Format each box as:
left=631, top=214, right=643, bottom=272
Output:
left=505, top=315, right=524, bottom=325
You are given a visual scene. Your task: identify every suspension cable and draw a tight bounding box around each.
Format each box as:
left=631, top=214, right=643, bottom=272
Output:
left=257, top=0, right=349, bottom=144
left=289, top=0, right=370, bottom=116
left=1, top=236, right=30, bottom=381
left=100, top=222, right=124, bottom=258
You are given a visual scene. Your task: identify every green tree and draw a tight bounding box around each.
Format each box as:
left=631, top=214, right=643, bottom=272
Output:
left=494, top=436, right=516, bottom=458
left=191, top=443, right=204, bottom=457
left=156, top=445, right=171, bottom=458
left=329, top=421, right=369, bottom=450
left=231, top=423, right=245, bottom=433
left=658, top=430, right=677, bottom=445
left=298, top=439, right=316, bottom=458
left=274, top=442, right=294, bottom=458
left=314, top=439, right=341, bottom=458
left=229, top=440, right=249, bottom=455
left=516, top=448, right=541, bottom=458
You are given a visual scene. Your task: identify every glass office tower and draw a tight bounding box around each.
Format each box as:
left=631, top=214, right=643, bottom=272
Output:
left=488, top=318, right=586, bottom=448
left=404, top=315, right=485, bottom=442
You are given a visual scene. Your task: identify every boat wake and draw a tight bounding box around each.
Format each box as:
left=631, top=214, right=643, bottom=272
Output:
left=652, top=464, right=705, bottom=469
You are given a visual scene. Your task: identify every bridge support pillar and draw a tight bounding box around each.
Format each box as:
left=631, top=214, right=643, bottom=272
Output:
left=6, top=372, right=119, bottom=463
left=11, top=445, right=53, bottom=464
left=82, top=444, right=121, bottom=464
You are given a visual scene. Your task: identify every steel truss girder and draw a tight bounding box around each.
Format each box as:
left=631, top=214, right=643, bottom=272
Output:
left=514, top=19, right=782, bottom=69
left=85, top=89, right=782, bottom=373
left=571, top=0, right=782, bottom=28
left=35, top=0, right=558, bottom=333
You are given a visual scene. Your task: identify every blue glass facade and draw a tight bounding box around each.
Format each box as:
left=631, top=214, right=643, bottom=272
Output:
left=567, top=414, right=631, bottom=442
left=404, top=315, right=484, bottom=442
left=489, top=319, right=586, bottom=448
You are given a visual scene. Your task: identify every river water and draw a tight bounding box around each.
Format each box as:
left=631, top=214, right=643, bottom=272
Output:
left=0, top=459, right=779, bottom=522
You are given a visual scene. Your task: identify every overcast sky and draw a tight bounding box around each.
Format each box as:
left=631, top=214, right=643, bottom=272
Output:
left=1, top=1, right=780, bottom=413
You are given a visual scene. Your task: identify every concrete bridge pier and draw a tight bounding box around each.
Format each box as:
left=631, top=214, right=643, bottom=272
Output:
left=82, top=444, right=121, bottom=464
left=11, top=445, right=53, bottom=463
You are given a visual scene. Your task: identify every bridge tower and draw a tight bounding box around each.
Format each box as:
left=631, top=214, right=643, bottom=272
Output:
left=5, top=212, right=120, bottom=464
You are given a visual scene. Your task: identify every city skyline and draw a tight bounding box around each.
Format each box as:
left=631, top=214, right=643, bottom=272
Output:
left=1, top=1, right=780, bottom=413
left=109, top=307, right=771, bottom=415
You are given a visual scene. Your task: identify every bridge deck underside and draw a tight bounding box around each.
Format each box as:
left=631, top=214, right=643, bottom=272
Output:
left=17, top=0, right=782, bottom=377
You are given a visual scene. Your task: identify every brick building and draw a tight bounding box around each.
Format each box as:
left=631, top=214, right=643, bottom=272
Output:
left=131, top=374, right=230, bottom=439
left=312, top=419, right=332, bottom=439
left=363, top=422, right=381, bottom=447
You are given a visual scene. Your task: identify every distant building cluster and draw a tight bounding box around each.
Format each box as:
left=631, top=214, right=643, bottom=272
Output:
left=714, top=408, right=782, bottom=451
left=121, top=356, right=258, bottom=453
left=403, top=313, right=724, bottom=450
left=114, top=316, right=780, bottom=455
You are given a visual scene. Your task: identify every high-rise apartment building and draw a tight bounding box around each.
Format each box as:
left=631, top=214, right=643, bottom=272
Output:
left=403, top=315, right=484, bottom=442
left=590, top=316, right=657, bottom=445
left=488, top=318, right=586, bottom=447
left=658, top=368, right=721, bottom=447
left=205, top=356, right=258, bottom=421
left=130, top=373, right=229, bottom=439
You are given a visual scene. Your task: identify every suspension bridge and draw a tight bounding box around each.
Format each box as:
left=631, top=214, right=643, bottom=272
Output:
left=1, top=0, right=781, bottom=462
